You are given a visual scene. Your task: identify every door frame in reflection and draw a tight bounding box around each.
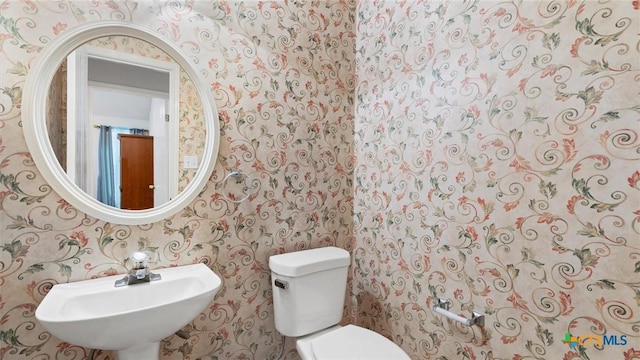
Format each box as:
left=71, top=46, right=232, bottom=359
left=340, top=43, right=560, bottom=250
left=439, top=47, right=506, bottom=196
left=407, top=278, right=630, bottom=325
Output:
left=66, top=45, right=180, bottom=208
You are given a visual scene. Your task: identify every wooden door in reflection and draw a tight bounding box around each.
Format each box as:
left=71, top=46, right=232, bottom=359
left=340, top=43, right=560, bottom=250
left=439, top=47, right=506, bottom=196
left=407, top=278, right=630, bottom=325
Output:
left=119, top=134, right=154, bottom=210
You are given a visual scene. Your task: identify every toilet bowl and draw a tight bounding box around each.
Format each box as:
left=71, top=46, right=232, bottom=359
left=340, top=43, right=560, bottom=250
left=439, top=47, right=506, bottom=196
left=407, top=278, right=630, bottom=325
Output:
left=269, top=247, right=409, bottom=360
left=296, top=324, right=409, bottom=359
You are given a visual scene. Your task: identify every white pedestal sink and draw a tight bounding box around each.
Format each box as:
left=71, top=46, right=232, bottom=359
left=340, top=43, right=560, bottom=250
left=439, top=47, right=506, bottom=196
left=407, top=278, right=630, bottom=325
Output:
left=35, top=263, right=221, bottom=360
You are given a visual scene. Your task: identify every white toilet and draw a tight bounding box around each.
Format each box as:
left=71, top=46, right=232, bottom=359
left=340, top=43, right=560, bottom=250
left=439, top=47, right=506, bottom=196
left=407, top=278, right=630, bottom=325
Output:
left=269, top=247, right=410, bottom=360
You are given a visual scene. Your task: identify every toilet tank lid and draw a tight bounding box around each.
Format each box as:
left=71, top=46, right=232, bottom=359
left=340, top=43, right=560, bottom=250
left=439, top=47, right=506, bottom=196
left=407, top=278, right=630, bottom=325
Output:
left=269, top=247, right=350, bottom=277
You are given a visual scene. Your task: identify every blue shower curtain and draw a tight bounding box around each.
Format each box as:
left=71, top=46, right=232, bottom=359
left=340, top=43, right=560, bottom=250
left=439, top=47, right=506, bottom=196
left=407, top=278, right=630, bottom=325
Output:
left=96, top=125, right=116, bottom=207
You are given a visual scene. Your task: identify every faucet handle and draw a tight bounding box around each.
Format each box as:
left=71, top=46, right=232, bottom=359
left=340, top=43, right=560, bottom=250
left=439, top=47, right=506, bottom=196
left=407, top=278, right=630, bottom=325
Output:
left=131, top=252, right=150, bottom=280
left=114, top=251, right=160, bottom=287
left=131, top=251, right=149, bottom=270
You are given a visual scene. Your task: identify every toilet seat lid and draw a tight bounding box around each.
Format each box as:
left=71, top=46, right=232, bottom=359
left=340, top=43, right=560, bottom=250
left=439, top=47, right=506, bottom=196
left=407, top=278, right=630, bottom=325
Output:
left=310, top=325, right=409, bottom=360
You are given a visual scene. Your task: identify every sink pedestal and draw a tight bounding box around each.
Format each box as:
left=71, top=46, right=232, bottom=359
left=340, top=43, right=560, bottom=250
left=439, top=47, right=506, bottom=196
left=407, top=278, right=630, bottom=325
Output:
left=114, top=342, right=159, bottom=360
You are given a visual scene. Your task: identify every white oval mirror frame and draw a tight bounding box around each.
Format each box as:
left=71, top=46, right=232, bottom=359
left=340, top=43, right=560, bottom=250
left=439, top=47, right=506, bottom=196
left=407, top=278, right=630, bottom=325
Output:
left=22, top=21, right=220, bottom=225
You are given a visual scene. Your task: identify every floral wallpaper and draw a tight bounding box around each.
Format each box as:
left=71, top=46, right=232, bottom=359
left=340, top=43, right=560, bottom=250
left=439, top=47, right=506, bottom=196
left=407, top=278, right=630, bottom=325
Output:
left=353, top=0, right=639, bottom=359
left=46, top=59, right=67, bottom=170
left=1, top=0, right=638, bottom=360
left=0, top=1, right=355, bottom=359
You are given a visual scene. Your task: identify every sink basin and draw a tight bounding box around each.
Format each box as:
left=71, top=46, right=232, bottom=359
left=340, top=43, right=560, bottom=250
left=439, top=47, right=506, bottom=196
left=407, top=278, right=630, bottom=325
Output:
left=36, top=263, right=221, bottom=360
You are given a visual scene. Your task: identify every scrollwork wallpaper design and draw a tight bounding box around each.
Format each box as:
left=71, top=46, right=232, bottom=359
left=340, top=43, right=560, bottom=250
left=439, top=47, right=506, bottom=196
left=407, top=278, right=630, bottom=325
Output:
left=354, top=0, right=638, bottom=359
left=0, top=0, right=638, bottom=359
left=1, top=1, right=354, bottom=359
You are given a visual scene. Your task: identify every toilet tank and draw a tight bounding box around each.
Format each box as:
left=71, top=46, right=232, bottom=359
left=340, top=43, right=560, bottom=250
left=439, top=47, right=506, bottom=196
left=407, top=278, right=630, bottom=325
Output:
left=269, top=247, right=350, bottom=337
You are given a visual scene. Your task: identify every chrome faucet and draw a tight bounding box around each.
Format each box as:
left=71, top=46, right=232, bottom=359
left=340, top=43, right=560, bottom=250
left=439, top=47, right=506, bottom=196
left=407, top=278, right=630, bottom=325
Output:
left=114, top=252, right=161, bottom=287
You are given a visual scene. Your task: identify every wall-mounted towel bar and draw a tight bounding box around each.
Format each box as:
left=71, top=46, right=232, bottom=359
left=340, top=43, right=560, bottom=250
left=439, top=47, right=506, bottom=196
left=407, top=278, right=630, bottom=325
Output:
left=221, top=169, right=255, bottom=203
left=432, top=298, right=484, bottom=327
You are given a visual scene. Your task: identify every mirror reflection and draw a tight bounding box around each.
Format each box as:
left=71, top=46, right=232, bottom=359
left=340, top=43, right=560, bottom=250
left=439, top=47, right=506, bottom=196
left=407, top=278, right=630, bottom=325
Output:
left=46, top=36, right=206, bottom=210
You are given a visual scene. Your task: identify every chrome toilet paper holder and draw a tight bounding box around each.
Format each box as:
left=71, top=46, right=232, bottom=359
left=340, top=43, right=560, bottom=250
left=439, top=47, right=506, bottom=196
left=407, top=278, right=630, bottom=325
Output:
left=433, top=298, right=485, bottom=327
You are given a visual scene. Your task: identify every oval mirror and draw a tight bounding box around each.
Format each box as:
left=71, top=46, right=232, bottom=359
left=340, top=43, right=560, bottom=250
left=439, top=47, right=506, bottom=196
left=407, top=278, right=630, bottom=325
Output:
left=22, top=21, right=220, bottom=225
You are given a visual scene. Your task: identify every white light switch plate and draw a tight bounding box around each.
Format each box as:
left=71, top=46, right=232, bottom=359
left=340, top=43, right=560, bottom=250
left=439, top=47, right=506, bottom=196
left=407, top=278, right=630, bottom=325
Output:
left=184, top=155, right=198, bottom=169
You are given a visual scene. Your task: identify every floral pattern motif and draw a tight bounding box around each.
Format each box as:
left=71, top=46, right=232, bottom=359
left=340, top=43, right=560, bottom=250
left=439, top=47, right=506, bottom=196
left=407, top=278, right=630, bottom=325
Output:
left=0, top=1, right=637, bottom=360
left=354, top=1, right=638, bottom=359
left=1, top=1, right=354, bottom=359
